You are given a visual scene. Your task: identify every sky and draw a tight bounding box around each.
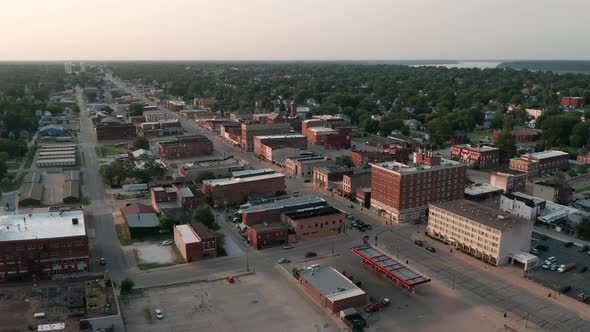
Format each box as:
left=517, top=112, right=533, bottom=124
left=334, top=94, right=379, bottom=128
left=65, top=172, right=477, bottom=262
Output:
left=1, top=0, right=589, bottom=61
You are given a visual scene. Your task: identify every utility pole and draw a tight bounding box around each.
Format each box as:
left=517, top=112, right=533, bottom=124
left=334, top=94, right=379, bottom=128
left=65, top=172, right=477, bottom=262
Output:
left=331, top=240, right=334, bottom=255
left=246, top=247, right=250, bottom=272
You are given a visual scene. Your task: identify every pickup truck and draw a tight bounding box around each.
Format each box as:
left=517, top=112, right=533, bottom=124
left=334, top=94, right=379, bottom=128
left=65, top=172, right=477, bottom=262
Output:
left=557, top=262, right=576, bottom=273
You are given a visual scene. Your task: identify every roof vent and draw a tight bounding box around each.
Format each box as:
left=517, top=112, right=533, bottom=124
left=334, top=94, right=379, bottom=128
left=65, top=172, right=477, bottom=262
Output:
left=72, top=218, right=79, bottom=225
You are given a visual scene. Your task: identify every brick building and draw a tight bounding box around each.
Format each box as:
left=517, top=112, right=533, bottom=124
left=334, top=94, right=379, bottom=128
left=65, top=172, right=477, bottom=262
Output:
left=150, top=185, right=199, bottom=212
left=174, top=223, right=216, bottom=262
left=220, top=123, right=242, bottom=146
left=241, top=195, right=326, bottom=226
left=493, top=128, right=542, bottom=143
left=490, top=170, right=527, bottom=193
left=561, top=97, right=584, bottom=108
left=370, top=150, right=467, bottom=224
left=159, top=135, right=213, bottom=159
left=197, top=119, right=233, bottom=133
left=428, top=199, right=532, bottom=266
left=202, top=171, right=286, bottom=207
left=0, top=210, right=88, bottom=282
left=350, top=150, right=398, bottom=168
left=253, top=134, right=308, bottom=156
left=284, top=156, right=333, bottom=178
left=509, top=150, right=569, bottom=177
left=240, top=122, right=291, bottom=151
left=298, top=266, right=367, bottom=313
left=450, top=144, right=500, bottom=168
left=281, top=205, right=345, bottom=240
left=95, top=123, right=136, bottom=141
left=342, top=170, right=371, bottom=199
left=143, top=110, right=166, bottom=122
left=313, top=166, right=353, bottom=191
left=164, top=100, right=185, bottom=112
left=247, top=223, right=289, bottom=249
left=178, top=157, right=244, bottom=181
left=324, top=127, right=352, bottom=150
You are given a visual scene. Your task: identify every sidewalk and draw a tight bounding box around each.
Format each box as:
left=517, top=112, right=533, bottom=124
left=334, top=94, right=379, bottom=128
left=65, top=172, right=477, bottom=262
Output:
left=533, top=226, right=590, bottom=247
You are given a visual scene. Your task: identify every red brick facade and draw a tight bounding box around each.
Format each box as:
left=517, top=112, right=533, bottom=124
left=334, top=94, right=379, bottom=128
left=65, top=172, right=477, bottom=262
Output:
left=202, top=174, right=286, bottom=207
left=561, top=97, right=584, bottom=108
left=509, top=151, right=568, bottom=177
left=247, top=223, right=289, bottom=249
left=159, top=135, right=213, bottom=159
left=174, top=223, right=216, bottom=262
left=450, top=144, right=500, bottom=168
left=282, top=207, right=345, bottom=240
left=350, top=150, right=397, bottom=168
left=96, top=124, right=137, bottom=141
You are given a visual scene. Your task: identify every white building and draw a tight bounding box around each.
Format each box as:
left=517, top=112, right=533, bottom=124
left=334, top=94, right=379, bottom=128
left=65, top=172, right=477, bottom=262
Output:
left=499, top=192, right=545, bottom=221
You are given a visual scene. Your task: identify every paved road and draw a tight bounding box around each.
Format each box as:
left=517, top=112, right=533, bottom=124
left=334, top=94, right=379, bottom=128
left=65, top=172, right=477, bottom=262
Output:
left=105, top=73, right=590, bottom=331
left=76, top=87, right=129, bottom=281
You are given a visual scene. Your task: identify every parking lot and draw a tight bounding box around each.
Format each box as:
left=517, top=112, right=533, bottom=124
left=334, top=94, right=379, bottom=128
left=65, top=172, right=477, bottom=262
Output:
left=527, top=232, right=590, bottom=303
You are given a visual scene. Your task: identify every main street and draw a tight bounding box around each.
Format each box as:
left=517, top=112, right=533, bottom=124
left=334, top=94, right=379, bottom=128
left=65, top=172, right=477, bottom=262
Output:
left=103, top=74, right=590, bottom=331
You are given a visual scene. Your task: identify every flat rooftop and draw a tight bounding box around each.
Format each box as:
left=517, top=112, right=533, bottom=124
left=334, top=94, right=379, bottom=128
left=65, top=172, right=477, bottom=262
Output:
left=255, top=134, right=306, bottom=140
left=249, top=222, right=288, bottom=233
left=430, top=199, right=530, bottom=231
left=371, top=158, right=463, bottom=173
left=203, top=172, right=285, bottom=186
left=0, top=210, right=85, bottom=241
left=464, top=183, right=503, bottom=196
left=351, top=244, right=431, bottom=288
left=307, top=127, right=338, bottom=133
left=525, top=150, right=568, bottom=160
left=176, top=224, right=200, bottom=244
left=231, top=168, right=275, bottom=178
left=454, top=144, right=499, bottom=152
left=243, top=195, right=326, bottom=214
left=298, top=266, right=365, bottom=302
left=283, top=205, right=343, bottom=220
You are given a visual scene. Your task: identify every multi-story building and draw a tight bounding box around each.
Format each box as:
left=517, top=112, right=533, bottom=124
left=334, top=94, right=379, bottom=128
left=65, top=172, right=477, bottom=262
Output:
left=284, top=155, right=333, bottom=178
left=370, top=150, right=467, bottom=224
left=95, top=123, right=136, bottom=141
left=164, top=100, right=185, bottom=112
left=159, top=135, right=213, bottom=159
left=525, top=109, right=545, bottom=119
left=240, top=122, right=291, bottom=151
left=428, top=199, right=533, bottom=266
left=509, top=150, right=569, bottom=177
left=174, top=223, right=216, bottom=262
left=246, top=223, right=289, bottom=249
left=253, top=134, right=308, bottom=156
left=202, top=170, right=286, bottom=207
left=142, top=110, right=166, bottom=122
left=500, top=192, right=546, bottom=221
left=450, top=144, right=500, bottom=168
left=313, top=166, right=353, bottom=191
left=561, top=97, right=584, bottom=109
left=241, top=195, right=326, bottom=226
left=493, top=128, right=542, bottom=143
left=526, top=178, right=574, bottom=205
left=220, top=123, right=242, bottom=146
left=342, top=169, right=371, bottom=199
left=0, top=209, right=88, bottom=282
left=350, top=150, right=398, bottom=168
left=150, top=185, right=199, bottom=212
left=178, top=157, right=244, bottom=181
left=281, top=205, right=346, bottom=240
left=490, top=170, right=527, bottom=193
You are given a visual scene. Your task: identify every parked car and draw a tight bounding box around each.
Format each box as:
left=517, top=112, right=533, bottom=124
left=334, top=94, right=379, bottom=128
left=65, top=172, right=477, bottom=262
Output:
left=346, top=214, right=354, bottom=220
left=283, top=244, right=295, bottom=250
left=576, top=293, right=588, bottom=302
left=564, top=242, right=574, bottom=247
left=414, top=240, right=423, bottom=246
left=579, top=266, right=587, bottom=273
left=307, top=264, right=320, bottom=269
left=358, top=226, right=366, bottom=232
left=559, top=285, right=572, bottom=294
left=381, top=298, right=391, bottom=306
left=425, top=247, right=436, bottom=253
left=277, top=258, right=290, bottom=264
left=365, top=224, right=373, bottom=230
left=99, top=257, right=106, bottom=266
left=579, top=245, right=589, bottom=253
left=365, top=303, right=383, bottom=313
left=161, top=240, right=172, bottom=246
left=305, top=251, right=317, bottom=258
left=154, top=309, right=164, bottom=320
left=536, top=244, right=548, bottom=251
left=550, top=264, right=559, bottom=271
left=351, top=221, right=358, bottom=227
left=530, top=248, right=539, bottom=255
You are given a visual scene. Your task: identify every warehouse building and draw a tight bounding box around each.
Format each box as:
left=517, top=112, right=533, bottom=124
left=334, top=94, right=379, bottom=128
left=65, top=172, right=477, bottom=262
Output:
left=18, top=182, right=44, bottom=206
left=174, top=223, right=217, bottom=262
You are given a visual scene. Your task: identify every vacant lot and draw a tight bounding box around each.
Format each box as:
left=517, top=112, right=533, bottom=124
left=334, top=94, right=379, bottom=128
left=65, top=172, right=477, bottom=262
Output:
left=95, top=144, right=127, bottom=158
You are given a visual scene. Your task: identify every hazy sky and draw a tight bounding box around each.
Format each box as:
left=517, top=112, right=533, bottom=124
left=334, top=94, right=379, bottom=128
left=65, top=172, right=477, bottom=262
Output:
left=1, top=0, right=589, bottom=61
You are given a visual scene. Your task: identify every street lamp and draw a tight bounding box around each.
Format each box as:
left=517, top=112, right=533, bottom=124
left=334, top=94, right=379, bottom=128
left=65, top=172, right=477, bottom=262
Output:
left=374, top=229, right=394, bottom=246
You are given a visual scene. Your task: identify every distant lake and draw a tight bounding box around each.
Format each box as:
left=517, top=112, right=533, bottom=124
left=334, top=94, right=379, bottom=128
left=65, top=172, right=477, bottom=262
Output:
left=410, top=61, right=501, bottom=69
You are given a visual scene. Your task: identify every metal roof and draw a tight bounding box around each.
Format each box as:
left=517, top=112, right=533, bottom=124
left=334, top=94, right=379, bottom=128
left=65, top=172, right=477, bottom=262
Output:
left=65, top=170, right=81, bottom=181
left=350, top=244, right=431, bottom=288
left=242, top=195, right=325, bottom=214
left=19, top=183, right=44, bottom=202
left=23, top=170, right=42, bottom=183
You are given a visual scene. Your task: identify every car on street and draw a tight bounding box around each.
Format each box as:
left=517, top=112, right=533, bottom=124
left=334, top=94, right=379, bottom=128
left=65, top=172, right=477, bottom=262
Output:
left=357, top=226, right=366, bottom=232
left=365, top=303, right=384, bottom=313
left=307, top=264, right=320, bottom=269
left=282, top=244, right=294, bottom=250
left=381, top=298, right=390, bottom=306
left=305, top=251, right=317, bottom=258
left=365, top=224, right=373, bottom=230
left=579, top=245, right=589, bottom=253
left=351, top=221, right=358, bottom=227
left=346, top=214, right=354, bottom=220
left=414, top=240, right=423, bottom=246
left=161, top=240, right=173, bottom=246
left=559, top=285, right=571, bottom=294
left=154, top=309, right=164, bottom=320
left=576, top=293, right=588, bottom=302
left=425, top=247, right=436, bottom=253
left=99, top=258, right=106, bottom=266
left=564, top=242, right=574, bottom=247
left=530, top=248, right=539, bottom=255
left=277, top=258, right=290, bottom=264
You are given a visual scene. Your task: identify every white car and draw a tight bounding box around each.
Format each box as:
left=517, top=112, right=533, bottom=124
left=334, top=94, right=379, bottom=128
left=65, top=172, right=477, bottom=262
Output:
left=154, top=309, right=164, bottom=320
left=161, top=240, right=173, bottom=246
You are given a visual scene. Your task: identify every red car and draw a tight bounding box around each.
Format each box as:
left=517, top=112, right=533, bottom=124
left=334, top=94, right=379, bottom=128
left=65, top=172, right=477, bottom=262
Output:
left=305, top=251, right=317, bottom=258
left=365, top=303, right=383, bottom=313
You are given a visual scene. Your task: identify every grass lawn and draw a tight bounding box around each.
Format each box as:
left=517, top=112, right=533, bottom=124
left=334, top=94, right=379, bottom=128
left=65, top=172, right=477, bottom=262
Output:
left=575, top=183, right=590, bottom=193
left=352, top=136, right=369, bottom=143
left=81, top=197, right=92, bottom=205
left=467, top=131, right=493, bottom=141
left=115, top=224, right=134, bottom=246
left=24, top=146, right=37, bottom=168
left=95, top=144, right=127, bottom=158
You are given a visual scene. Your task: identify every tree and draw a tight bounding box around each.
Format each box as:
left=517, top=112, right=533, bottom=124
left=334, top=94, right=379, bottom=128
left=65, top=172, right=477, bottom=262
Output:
left=570, top=122, right=590, bottom=147
left=491, top=111, right=504, bottom=129
left=540, top=114, right=580, bottom=146
left=132, top=136, right=150, bottom=150
left=129, top=103, right=146, bottom=116
left=335, top=155, right=354, bottom=168
left=192, top=205, right=218, bottom=230
left=120, top=278, right=135, bottom=294
left=159, top=215, right=174, bottom=232
left=576, top=218, right=590, bottom=241
left=568, top=169, right=578, bottom=178
left=198, top=171, right=216, bottom=181
left=215, top=233, right=226, bottom=256
left=359, top=118, right=379, bottom=134
left=495, top=126, right=516, bottom=163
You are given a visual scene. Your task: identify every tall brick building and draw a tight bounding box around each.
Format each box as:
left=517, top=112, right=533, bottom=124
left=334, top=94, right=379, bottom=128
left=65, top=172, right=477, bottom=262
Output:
left=450, top=144, right=500, bottom=168
left=159, top=135, right=213, bottom=159
left=240, top=122, right=291, bottom=151
left=0, top=209, right=88, bottom=282
left=490, top=170, right=527, bottom=193
left=95, top=123, right=137, bottom=141
left=370, top=150, right=467, bottom=224
left=350, top=150, right=398, bottom=168
left=509, top=150, right=568, bottom=177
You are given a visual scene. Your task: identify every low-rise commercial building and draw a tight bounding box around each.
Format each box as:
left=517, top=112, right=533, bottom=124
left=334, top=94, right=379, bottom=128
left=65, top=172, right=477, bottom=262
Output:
left=202, top=170, right=286, bottom=207
left=240, top=122, right=291, bottom=151
left=350, top=150, right=398, bottom=168
left=96, top=123, right=137, bottom=141
left=490, top=170, right=527, bottom=193
left=174, top=223, right=217, bottom=262
left=159, top=134, right=213, bottom=159
left=121, top=203, right=160, bottom=238
left=428, top=199, right=533, bottom=266
left=164, top=100, right=185, bottom=112
left=178, top=157, right=244, bottom=181
left=313, top=166, right=353, bottom=191
left=525, top=178, right=573, bottom=205
left=143, top=110, right=166, bottom=122
left=241, top=195, right=326, bottom=226
left=284, top=155, right=333, bottom=178
left=282, top=205, right=345, bottom=240
left=342, top=169, right=371, bottom=199
left=561, top=96, right=584, bottom=108
left=297, top=266, right=367, bottom=313
left=247, top=222, right=289, bottom=249
left=509, top=150, right=569, bottom=177
left=151, top=185, right=199, bottom=212
left=253, top=134, right=307, bottom=156
left=493, top=128, right=542, bottom=144
left=450, top=144, right=499, bottom=168
left=0, top=209, right=88, bottom=282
